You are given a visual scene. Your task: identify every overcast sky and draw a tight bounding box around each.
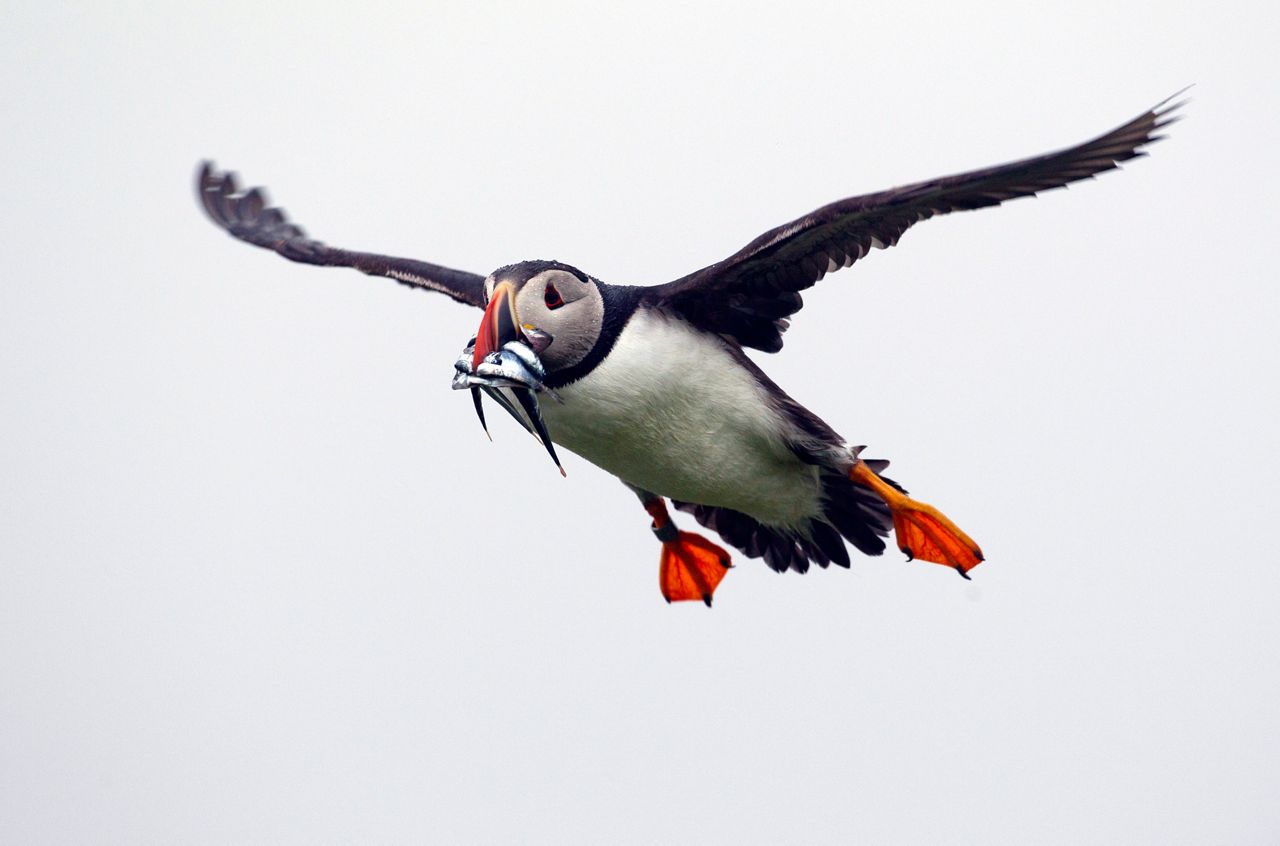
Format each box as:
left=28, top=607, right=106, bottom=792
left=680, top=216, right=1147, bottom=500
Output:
left=3, top=2, right=1278, bottom=843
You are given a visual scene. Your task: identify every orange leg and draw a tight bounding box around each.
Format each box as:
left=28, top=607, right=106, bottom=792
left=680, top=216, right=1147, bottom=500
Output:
left=643, top=499, right=732, bottom=606
left=848, top=462, right=984, bottom=578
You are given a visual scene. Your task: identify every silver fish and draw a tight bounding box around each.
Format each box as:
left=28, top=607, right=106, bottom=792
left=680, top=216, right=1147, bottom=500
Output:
left=452, top=339, right=565, bottom=476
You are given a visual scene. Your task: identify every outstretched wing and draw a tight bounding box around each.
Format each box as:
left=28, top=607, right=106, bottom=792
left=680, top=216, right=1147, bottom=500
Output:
left=644, top=94, right=1184, bottom=352
left=196, top=162, right=488, bottom=308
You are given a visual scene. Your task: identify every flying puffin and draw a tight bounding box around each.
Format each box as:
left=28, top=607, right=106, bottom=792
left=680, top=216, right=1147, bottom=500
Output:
left=197, top=95, right=1180, bottom=605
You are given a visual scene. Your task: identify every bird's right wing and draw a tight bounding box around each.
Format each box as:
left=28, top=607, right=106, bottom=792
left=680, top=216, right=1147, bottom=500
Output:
left=197, top=162, right=488, bottom=309
left=643, top=93, right=1185, bottom=352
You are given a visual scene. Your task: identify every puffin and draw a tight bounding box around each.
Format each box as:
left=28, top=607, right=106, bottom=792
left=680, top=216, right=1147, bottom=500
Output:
left=197, top=94, right=1180, bottom=605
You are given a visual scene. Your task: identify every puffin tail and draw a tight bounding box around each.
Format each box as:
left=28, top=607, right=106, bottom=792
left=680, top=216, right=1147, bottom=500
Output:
left=816, top=464, right=894, bottom=560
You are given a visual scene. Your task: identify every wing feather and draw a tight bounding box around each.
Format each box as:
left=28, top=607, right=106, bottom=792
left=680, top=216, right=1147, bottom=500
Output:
left=196, top=162, right=487, bottom=308
left=646, top=93, right=1185, bottom=352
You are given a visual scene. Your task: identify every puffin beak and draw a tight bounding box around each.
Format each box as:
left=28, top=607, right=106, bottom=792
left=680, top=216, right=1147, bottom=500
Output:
left=472, top=281, right=521, bottom=369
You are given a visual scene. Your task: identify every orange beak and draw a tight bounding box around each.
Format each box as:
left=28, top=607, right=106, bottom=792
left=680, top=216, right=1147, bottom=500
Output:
left=472, top=282, right=521, bottom=370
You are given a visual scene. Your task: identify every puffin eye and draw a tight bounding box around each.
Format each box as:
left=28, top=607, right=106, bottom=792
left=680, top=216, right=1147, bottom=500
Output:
left=544, top=282, right=565, bottom=310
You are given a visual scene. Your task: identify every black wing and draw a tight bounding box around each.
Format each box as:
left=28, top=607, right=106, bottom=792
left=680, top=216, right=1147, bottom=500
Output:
left=644, top=94, right=1185, bottom=352
left=196, top=162, right=487, bottom=308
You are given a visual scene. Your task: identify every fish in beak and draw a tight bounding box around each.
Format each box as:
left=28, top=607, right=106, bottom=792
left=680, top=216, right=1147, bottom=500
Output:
left=461, top=281, right=566, bottom=476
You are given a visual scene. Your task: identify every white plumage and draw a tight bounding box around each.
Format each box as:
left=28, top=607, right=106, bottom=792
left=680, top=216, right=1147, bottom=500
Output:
left=541, top=307, right=825, bottom=529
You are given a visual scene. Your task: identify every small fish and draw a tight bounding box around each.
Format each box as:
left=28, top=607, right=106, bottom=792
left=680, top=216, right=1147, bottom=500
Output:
left=475, top=348, right=545, bottom=388
left=452, top=339, right=565, bottom=476
left=511, top=385, right=566, bottom=477
left=470, top=386, right=490, bottom=441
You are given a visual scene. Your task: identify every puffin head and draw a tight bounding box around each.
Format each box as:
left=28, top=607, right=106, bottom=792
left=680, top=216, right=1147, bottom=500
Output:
left=472, top=260, right=605, bottom=374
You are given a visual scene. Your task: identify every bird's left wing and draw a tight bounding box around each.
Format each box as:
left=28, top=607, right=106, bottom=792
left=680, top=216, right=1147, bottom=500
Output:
left=643, top=94, right=1184, bottom=352
left=197, top=162, right=488, bottom=308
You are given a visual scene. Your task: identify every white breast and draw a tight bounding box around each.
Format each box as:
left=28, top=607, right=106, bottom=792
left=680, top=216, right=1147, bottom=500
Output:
left=539, top=308, right=823, bottom=528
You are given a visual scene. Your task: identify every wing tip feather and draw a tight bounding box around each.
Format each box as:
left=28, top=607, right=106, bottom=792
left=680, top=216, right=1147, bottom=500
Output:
left=1153, top=85, right=1194, bottom=115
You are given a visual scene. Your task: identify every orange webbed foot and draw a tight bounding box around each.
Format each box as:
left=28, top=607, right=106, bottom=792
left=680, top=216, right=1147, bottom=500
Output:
left=849, top=463, right=984, bottom=578
left=659, top=530, right=732, bottom=606
left=644, top=498, right=732, bottom=605
left=889, top=500, right=984, bottom=578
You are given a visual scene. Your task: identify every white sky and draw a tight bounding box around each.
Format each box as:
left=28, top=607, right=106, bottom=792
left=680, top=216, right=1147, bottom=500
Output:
left=2, top=1, right=1278, bottom=843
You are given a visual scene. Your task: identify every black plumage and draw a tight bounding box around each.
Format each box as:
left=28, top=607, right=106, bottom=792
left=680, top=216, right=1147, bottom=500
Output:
left=645, top=94, right=1183, bottom=353
left=197, top=162, right=487, bottom=307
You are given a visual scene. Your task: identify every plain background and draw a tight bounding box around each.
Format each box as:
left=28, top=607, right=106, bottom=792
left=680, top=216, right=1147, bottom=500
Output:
left=3, top=2, right=1278, bottom=843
